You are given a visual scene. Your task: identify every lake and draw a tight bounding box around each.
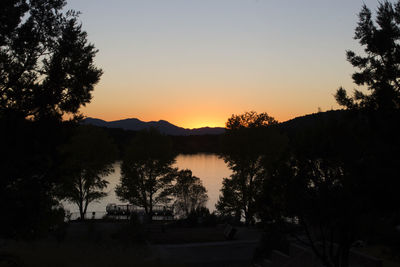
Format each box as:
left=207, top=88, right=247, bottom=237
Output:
left=62, top=153, right=232, bottom=215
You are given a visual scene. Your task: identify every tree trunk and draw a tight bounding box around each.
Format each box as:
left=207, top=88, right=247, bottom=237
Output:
left=78, top=175, right=85, bottom=220
left=341, top=246, right=350, bottom=267
left=83, top=199, right=89, bottom=219
left=78, top=200, right=84, bottom=220
left=244, top=208, right=250, bottom=226
left=149, top=193, right=153, bottom=223
left=337, top=236, right=350, bottom=267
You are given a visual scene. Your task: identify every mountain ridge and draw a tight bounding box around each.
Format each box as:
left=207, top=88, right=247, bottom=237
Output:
left=82, top=117, right=225, bottom=136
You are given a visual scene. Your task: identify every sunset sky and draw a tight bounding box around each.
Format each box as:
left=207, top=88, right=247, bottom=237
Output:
left=67, top=0, right=381, bottom=129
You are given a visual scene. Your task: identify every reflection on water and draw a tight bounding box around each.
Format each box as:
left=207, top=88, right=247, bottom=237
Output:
left=62, top=153, right=231, bottom=213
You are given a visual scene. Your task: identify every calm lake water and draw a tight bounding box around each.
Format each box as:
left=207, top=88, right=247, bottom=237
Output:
left=62, top=153, right=232, bottom=214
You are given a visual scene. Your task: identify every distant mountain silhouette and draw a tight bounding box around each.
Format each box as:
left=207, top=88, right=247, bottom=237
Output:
left=83, top=117, right=225, bottom=136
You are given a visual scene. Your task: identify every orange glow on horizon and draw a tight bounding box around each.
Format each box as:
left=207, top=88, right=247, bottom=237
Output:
left=180, top=120, right=225, bottom=129
left=80, top=104, right=323, bottom=129
left=66, top=0, right=352, bottom=131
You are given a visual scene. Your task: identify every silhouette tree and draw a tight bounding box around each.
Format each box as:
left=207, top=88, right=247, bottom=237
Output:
left=226, top=111, right=278, bottom=129
left=169, top=169, right=208, bottom=218
left=335, top=1, right=400, bottom=111
left=283, top=158, right=360, bottom=267
left=0, top=0, right=102, bottom=121
left=59, top=126, right=117, bottom=220
left=264, top=110, right=400, bottom=267
left=116, top=129, right=176, bottom=220
left=0, top=0, right=102, bottom=237
left=217, top=111, right=281, bottom=225
left=216, top=174, right=249, bottom=223
left=327, top=2, right=400, bottom=264
left=0, top=117, right=67, bottom=238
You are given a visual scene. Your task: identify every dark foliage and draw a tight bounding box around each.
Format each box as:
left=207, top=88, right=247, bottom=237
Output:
left=335, top=1, right=400, bottom=112
left=0, top=115, right=68, bottom=238
left=0, top=0, right=102, bottom=121
left=217, top=111, right=287, bottom=225
left=95, top=126, right=222, bottom=156
left=260, top=110, right=400, bottom=267
left=170, top=134, right=222, bottom=154
left=58, top=125, right=117, bottom=220
left=0, top=0, right=102, bottom=238
left=116, top=129, right=176, bottom=218
left=167, top=169, right=208, bottom=218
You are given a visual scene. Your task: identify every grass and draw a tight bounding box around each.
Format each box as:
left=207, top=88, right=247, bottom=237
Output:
left=357, top=245, right=400, bottom=267
left=0, top=221, right=227, bottom=267
left=146, top=226, right=226, bottom=244
left=0, top=241, right=153, bottom=267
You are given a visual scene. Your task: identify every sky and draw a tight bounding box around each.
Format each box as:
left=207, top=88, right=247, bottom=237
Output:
left=66, top=0, right=384, bottom=128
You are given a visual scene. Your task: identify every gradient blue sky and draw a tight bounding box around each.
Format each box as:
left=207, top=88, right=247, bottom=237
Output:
left=66, top=0, right=384, bottom=128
